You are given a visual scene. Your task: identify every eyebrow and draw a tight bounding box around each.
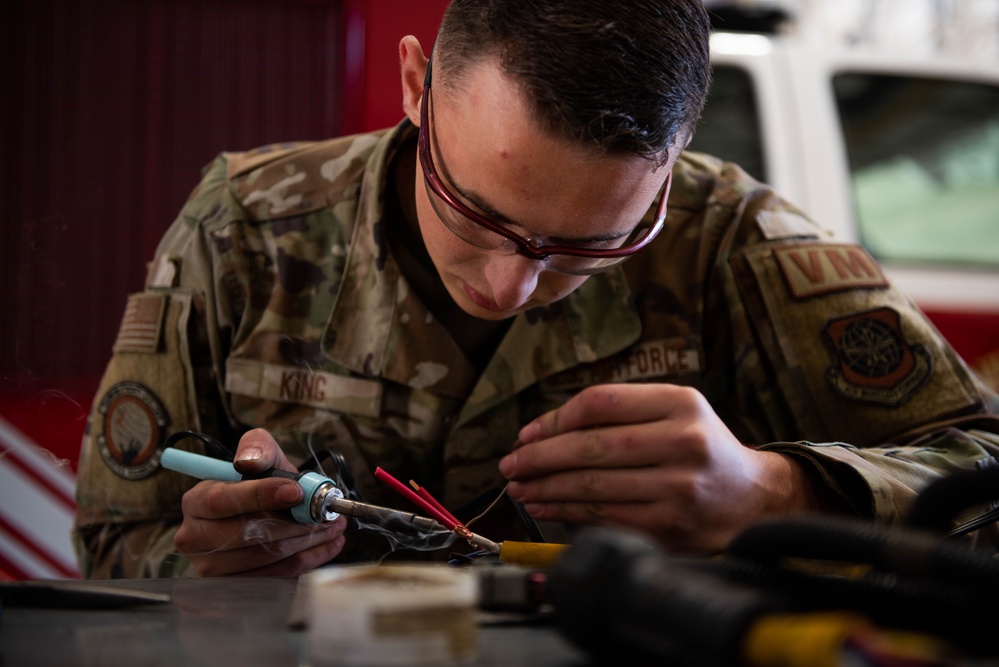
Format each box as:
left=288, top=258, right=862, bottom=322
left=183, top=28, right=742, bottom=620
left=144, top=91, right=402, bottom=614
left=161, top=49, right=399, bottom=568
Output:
left=448, top=177, right=632, bottom=246
left=426, top=84, right=634, bottom=247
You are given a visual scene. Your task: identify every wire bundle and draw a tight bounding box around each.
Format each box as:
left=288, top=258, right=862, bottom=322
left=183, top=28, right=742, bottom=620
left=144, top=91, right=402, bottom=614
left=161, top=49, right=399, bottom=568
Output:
left=374, top=467, right=474, bottom=543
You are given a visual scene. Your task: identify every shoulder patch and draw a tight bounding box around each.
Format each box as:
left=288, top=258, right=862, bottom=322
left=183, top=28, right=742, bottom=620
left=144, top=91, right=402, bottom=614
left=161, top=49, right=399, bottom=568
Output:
left=113, top=292, right=168, bottom=354
left=824, top=307, right=932, bottom=406
left=774, top=243, right=889, bottom=298
left=730, top=241, right=982, bottom=445
left=755, top=210, right=831, bottom=241
left=96, top=382, right=170, bottom=479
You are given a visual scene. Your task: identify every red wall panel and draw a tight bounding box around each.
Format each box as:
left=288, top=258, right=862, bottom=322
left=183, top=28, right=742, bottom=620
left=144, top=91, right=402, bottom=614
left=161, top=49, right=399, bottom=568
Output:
left=3, top=0, right=345, bottom=374
left=353, top=0, right=449, bottom=132
left=1, top=0, right=448, bottom=468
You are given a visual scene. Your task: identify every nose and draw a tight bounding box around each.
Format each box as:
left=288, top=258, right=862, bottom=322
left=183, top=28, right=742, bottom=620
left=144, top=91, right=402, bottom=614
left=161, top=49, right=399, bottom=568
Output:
left=482, top=252, right=543, bottom=310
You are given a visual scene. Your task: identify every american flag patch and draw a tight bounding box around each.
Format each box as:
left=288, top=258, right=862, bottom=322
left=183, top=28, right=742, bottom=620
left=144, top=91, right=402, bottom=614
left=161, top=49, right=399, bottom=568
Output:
left=113, top=292, right=167, bottom=354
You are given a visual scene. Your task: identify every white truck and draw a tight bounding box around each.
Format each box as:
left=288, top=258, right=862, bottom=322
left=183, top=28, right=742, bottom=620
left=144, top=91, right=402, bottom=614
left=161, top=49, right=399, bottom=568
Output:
left=691, top=27, right=999, bottom=389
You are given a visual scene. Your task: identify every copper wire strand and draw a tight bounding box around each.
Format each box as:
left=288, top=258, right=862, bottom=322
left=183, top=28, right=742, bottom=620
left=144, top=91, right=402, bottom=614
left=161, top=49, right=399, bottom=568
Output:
left=463, top=482, right=510, bottom=529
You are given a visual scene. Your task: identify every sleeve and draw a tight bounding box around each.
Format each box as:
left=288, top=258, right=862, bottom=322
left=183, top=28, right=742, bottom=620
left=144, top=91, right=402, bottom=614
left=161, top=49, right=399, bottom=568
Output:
left=73, top=156, right=241, bottom=578
left=717, top=186, right=999, bottom=529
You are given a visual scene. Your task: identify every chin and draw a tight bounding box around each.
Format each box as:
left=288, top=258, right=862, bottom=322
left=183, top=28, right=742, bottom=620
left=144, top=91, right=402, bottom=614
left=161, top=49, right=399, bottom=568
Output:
left=468, top=305, right=521, bottom=321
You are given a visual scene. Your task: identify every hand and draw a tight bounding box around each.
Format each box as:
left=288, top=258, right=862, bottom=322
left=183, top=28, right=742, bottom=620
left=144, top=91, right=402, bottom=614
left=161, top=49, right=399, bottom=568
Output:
left=173, top=428, right=347, bottom=576
left=499, top=384, right=823, bottom=553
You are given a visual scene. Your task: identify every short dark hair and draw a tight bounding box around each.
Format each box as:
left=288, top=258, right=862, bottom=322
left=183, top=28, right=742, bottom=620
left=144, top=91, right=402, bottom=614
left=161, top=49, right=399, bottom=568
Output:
left=434, top=0, right=712, bottom=165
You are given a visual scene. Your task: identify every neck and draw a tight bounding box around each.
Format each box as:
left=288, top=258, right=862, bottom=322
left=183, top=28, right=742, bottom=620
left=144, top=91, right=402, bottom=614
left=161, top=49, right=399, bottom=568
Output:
left=388, top=137, right=512, bottom=373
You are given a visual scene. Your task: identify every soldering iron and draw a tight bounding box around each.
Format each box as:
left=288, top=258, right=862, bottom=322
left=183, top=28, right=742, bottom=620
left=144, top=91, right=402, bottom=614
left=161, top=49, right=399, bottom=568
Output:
left=158, top=440, right=502, bottom=554
left=159, top=446, right=346, bottom=525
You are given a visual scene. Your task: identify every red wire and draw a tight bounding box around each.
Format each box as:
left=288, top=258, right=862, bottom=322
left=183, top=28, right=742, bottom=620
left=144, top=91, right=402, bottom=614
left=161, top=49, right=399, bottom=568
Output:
left=412, top=482, right=462, bottom=528
left=373, top=467, right=457, bottom=530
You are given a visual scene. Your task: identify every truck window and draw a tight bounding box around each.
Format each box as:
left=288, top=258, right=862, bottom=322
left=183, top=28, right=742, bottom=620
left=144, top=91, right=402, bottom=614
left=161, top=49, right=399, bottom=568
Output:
left=689, top=64, right=767, bottom=182
left=833, top=73, right=999, bottom=268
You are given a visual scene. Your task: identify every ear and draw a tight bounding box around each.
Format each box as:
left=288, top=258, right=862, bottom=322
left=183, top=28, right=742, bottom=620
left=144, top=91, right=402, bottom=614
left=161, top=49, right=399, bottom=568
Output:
left=680, top=130, right=695, bottom=151
left=399, top=35, right=429, bottom=127
left=662, top=129, right=695, bottom=170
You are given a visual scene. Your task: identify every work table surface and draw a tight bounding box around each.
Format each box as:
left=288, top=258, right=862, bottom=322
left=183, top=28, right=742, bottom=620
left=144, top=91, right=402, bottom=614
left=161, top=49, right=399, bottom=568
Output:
left=0, top=576, right=589, bottom=666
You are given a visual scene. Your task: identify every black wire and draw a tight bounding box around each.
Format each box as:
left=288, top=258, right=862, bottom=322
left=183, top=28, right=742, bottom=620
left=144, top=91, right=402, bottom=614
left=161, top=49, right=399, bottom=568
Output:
left=162, top=430, right=234, bottom=461
left=302, top=449, right=364, bottom=502
left=509, top=496, right=547, bottom=543
left=904, top=459, right=999, bottom=534
left=946, top=505, right=999, bottom=538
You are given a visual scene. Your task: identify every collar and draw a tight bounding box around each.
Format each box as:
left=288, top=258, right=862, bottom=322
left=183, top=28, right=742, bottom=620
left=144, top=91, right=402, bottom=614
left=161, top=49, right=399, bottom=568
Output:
left=320, top=120, right=643, bottom=405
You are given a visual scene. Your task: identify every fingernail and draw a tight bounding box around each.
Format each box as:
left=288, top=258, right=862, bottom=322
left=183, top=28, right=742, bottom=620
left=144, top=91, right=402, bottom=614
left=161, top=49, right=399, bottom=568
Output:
left=276, top=482, right=302, bottom=505
left=506, top=481, right=524, bottom=500
left=235, top=447, right=262, bottom=463
left=519, top=421, right=541, bottom=443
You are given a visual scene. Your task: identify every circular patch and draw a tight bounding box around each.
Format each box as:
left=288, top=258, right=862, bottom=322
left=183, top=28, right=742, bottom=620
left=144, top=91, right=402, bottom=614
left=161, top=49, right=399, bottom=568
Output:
left=838, top=318, right=903, bottom=378
left=96, top=382, right=169, bottom=479
left=824, top=307, right=932, bottom=406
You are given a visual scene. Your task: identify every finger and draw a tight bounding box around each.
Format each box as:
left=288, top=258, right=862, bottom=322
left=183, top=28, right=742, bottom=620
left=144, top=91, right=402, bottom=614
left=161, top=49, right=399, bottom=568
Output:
left=520, top=384, right=704, bottom=443
left=182, top=477, right=303, bottom=520
left=502, top=420, right=702, bottom=481
left=520, top=499, right=719, bottom=553
left=519, top=498, right=653, bottom=529
left=236, top=532, right=348, bottom=577
left=518, top=497, right=686, bottom=537
left=506, top=467, right=686, bottom=505
left=175, top=511, right=321, bottom=561
left=177, top=508, right=346, bottom=560
left=233, top=428, right=296, bottom=475
left=191, top=520, right=347, bottom=577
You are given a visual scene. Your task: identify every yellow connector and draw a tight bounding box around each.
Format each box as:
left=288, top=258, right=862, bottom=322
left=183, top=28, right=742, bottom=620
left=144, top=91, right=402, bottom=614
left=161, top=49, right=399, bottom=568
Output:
left=743, top=611, right=948, bottom=667
left=498, top=541, right=569, bottom=569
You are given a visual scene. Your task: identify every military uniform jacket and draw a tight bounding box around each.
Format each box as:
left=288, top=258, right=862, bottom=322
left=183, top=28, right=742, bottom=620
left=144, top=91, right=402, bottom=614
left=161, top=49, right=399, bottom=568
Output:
left=74, top=121, right=999, bottom=578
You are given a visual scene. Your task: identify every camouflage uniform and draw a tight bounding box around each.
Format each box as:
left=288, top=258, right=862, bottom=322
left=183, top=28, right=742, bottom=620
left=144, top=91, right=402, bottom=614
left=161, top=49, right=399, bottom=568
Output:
left=74, top=121, right=999, bottom=578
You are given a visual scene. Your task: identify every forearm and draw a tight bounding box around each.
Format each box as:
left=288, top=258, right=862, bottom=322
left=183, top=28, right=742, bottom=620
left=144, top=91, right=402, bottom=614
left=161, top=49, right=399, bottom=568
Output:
left=759, top=424, right=999, bottom=524
left=758, top=450, right=852, bottom=517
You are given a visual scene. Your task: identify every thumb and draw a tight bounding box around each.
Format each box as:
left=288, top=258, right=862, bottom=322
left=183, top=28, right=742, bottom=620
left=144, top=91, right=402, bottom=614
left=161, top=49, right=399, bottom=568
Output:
left=232, top=428, right=286, bottom=475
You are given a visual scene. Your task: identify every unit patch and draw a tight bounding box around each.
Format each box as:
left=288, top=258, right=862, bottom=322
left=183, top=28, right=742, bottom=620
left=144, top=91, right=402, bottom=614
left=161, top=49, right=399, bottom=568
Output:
left=96, top=381, right=169, bottom=479
left=824, top=307, right=932, bottom=406
left=774, top=243, right=888, bottom=298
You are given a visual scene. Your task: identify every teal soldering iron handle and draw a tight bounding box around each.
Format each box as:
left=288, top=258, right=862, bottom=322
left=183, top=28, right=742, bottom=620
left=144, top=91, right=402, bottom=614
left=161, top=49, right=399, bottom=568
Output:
left=159, top=447, right=343, bottom=524
left=160, top=447, right=242, bottom=482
